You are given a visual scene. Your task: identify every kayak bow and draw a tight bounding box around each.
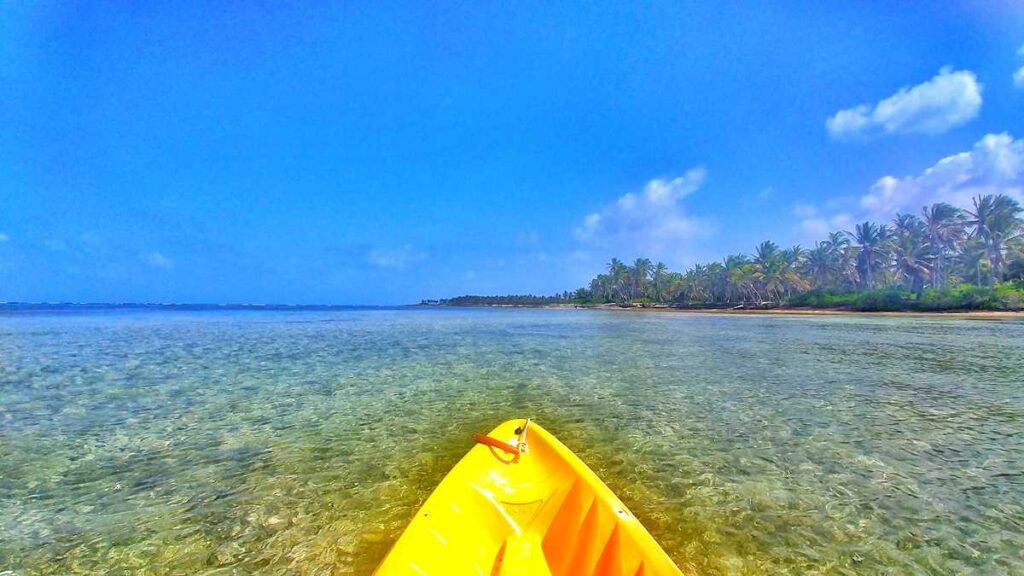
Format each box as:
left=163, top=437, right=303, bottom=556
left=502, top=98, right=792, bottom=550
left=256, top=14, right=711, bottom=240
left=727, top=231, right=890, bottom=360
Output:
left=374, top=419, right=683, bottom=575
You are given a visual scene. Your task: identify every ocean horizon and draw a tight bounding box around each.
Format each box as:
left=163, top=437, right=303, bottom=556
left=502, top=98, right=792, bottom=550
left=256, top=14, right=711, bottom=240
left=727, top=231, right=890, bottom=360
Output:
left=0, top=302, right=413, bottom=310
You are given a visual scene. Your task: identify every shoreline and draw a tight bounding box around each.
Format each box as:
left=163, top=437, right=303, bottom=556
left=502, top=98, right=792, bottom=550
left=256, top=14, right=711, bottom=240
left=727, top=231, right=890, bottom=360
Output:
left=598, top=306, right=1024, bottom=320
left=423, top=303, right=1024, bottom=320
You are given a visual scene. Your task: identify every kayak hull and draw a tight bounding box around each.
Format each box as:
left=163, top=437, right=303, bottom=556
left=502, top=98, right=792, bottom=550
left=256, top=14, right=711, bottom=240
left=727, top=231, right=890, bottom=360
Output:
left=374, top=419, right=683, bottom=575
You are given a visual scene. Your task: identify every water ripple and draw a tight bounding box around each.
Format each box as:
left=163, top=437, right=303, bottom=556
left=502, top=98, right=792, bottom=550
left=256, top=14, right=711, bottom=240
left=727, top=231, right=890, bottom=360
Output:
left=1, top=309, right=1023, bottom=574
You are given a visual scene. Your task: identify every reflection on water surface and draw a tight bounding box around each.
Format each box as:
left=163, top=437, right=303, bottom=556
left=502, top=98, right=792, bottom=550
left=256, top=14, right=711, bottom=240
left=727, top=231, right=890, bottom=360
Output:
left=1, top=308, right=1022, bottom=574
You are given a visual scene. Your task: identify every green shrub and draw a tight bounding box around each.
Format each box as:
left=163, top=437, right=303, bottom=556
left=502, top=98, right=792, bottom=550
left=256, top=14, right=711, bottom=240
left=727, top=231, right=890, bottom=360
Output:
left=787, top=290, right=859, bottom=308
left=917, top=284, right=1003, bottom=311
left=784, top=283, right=1024, bottom=311
left=994, top=281, right=1024, bottom=310
left=852, top=289, right=913, bottom=311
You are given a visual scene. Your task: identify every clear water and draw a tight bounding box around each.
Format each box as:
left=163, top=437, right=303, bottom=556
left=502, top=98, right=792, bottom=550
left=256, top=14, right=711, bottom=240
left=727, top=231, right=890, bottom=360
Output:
left=1, top=308, right=1023, bottom=575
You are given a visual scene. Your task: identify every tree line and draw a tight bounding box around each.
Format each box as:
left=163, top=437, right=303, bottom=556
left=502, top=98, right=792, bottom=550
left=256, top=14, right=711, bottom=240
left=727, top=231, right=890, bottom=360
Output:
left=584, top=194, right=1024, bottom=310
left=421, top=294, right=574, bottom=306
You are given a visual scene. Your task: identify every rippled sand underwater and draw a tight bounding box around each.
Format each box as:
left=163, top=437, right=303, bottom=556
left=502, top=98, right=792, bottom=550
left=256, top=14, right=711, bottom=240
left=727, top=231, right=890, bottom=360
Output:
left=1, top=308, right=1023, bottom=574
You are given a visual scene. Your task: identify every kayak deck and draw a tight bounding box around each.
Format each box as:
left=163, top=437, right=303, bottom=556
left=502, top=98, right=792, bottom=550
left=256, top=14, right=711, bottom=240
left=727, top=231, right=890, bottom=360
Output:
left=374, top=419, right=683, bottom=575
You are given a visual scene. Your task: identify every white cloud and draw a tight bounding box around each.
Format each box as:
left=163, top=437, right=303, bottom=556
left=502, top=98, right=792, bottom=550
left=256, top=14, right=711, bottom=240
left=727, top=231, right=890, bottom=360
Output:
left=858, top=132, right=1022, bottom=218
left=574, top=167, right=715, bottom=260
left=797, top=133, right=1023, bottom=238
left=367, top=244, right=425, bottom=270
left=799, top=213, right=856, bottom=239
left=826, top=67, right=982, bottom=139
left=791, top=203, right=818, bottom=218
left=144, top=251, right=173, bottom=269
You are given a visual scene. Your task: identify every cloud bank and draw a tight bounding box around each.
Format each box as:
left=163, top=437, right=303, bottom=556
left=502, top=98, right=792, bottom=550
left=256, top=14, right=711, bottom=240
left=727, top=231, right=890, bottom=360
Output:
left=861, top=132, right=1022, bottom=215
left=800, top=132, right=1023, bottom=236
left=826, top=67, right=982, bottom=139
left=574, top=167, right=715, bottom=260
left=144, top=251, right=173, bottom=269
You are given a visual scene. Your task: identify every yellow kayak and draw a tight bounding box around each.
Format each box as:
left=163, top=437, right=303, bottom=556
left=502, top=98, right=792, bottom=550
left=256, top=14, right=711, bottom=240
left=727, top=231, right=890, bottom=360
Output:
left=374, top=419, right=684, bottom=575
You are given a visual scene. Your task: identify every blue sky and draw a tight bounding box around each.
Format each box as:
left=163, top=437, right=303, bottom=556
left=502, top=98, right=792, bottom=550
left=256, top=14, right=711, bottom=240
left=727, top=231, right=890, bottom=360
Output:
left=2, top=2, right=1023, bottom=304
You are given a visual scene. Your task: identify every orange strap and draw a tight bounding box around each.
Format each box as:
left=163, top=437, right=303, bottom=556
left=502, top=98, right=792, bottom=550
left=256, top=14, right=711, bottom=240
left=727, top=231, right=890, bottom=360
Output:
left=472, top=432, right=520, bottom=455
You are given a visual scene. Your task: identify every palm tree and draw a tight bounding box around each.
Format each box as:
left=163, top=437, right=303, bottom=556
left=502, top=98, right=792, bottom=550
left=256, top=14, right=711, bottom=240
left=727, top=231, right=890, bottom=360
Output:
left=891, top=213, right=930, bottom=294
left=680, top=263, right=710, bottom=303
left=750, top=241, right=785, bottom=302
left=849, top=221, right=892, bottom=289
left=780, top=245, right=810, bottom=296
left=705, top=261, right=727, bottom=302
left=723, top=254, right=751, bottom=302
left=820, top=231, right=859, bottom=289
left=802, top=231, right=856, bottom=290
left=753, top=241, right=780, bottom=268
left=662, top=271, right=685, bottom=302
left=965, top=194, right=1024, bottom=283
left=922, top=202, right=965, bottom=288
left=730, top=263, right=761, bottom=303
left=651, top=261, right=669, bottom=302
left=589, top=275, right=609, bottom=302
left=606, top=258, right=630, bottom=302
left=957, top=237, right=991, bottom=286
left=804, top=243, right=836, bottom=289
left=783, top=245, right=806, bottom=266
left=632, top=258, right=653, bottom=300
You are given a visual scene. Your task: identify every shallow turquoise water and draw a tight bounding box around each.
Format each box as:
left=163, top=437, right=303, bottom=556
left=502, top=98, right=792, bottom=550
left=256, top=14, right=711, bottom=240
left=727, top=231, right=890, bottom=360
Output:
left=1, top=308, right=1023, bottom=574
